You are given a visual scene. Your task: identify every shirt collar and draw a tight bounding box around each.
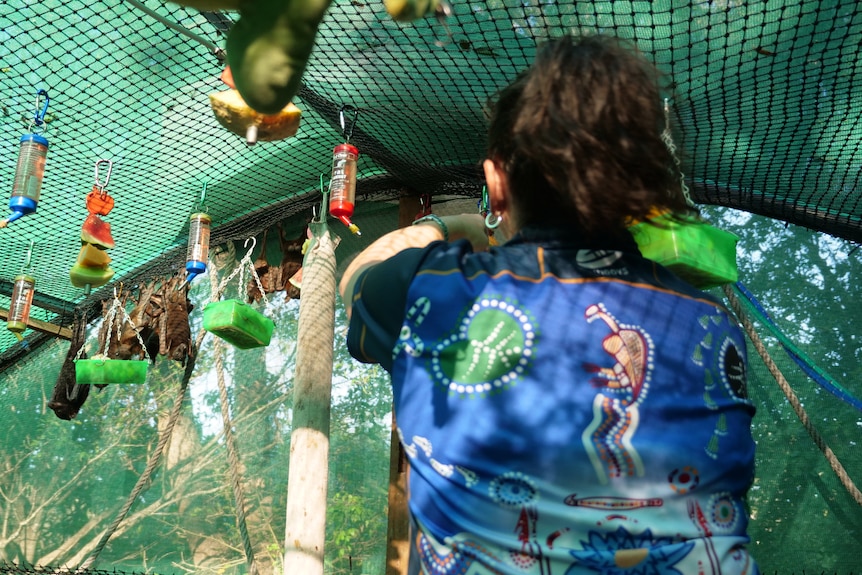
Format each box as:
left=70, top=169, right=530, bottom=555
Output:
left=504, top=224, right=641, bottom=253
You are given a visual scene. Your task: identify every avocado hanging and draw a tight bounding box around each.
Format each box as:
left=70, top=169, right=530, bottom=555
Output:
left=208, top=65, right=302, bottom=145
left=167, top=0, right=447, bottom=114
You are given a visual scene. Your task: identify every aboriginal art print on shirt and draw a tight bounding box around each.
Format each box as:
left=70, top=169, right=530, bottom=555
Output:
left=581, top=303, right=654, bottom=484
left=417, top=296, right=539, bottom=397
left=380, top=274, right=756, bottom=574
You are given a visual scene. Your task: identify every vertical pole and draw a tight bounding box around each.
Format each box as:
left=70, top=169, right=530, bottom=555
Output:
left=283, top=221, right=337, bottom=575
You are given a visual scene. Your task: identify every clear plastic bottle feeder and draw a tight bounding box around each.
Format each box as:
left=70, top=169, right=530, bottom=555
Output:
left=185, top=212, right=211, bottom=284
left=329, top=142, right=360, bottom=235
left=7, top=274, right=35, bottom=340
left=328, top=105, right=361, bottom=235
left=4, top=90, right=50, bottom=227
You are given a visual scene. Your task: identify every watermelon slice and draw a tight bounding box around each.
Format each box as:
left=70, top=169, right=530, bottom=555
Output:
left=81, top=213, right=115, bottom=249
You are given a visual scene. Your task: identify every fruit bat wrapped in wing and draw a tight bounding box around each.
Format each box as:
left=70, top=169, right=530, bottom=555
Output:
left=48, top=312, right=93, bottom=420
left=99, top=283, right=158, bottom=361
left=153, top=275, right=194, bottom=365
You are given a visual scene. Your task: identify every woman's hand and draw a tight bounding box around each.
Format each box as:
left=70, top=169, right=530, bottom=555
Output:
left=440, top=214, right=490, bottom=252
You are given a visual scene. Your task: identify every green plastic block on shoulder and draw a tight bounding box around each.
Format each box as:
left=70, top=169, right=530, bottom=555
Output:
left=629, top=215, right=739, bottom=289
left=203, top=299, right=275, bottom=349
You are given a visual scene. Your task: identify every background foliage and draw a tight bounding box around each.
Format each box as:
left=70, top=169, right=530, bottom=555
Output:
left=0, top=209, right=859, bottom=573
left=0, top=263, right=392, bottom=575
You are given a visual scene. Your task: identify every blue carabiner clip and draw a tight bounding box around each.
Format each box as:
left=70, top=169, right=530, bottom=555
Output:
left=479, top=185, right=490, bottom=215
left=33, top=89, right=50, bottom=127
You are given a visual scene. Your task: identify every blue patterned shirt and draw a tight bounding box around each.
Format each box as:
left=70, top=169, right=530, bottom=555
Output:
left=346, top=226, right=759, bottom=575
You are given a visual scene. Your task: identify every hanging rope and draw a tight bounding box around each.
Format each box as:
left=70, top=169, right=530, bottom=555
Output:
left=208, top=265, right=260, bottom=575
left=722, top=285, right=862, bottom=508
left=77, top=330, right=203, bottom=571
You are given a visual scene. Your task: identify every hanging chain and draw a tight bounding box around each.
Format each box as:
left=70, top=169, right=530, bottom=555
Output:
left=79, top=287, right=149, bottom=360
left=660, top=98, right=694, bottom=208
left=210, top=237, right=270, bottom=309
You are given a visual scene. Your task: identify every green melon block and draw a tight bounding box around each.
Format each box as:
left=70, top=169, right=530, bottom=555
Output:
left=203, top=299, right=274, bottom=349
left=75, top=358, right=148, bottom=385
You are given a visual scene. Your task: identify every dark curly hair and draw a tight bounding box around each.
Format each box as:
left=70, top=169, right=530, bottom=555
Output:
left=486, top=33, right=694, bottom=238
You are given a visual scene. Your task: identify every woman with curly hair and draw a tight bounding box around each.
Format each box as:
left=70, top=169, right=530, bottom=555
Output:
left=340, top=33, right=759, bottom=575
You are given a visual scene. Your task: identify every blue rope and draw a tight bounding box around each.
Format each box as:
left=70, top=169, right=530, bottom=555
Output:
left=733, top=282, right=862, bottom=411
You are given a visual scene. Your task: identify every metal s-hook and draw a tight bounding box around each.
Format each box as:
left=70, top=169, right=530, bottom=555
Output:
left=339, top=105, right=359, bottom=143
left=94, top=159, right=113, bottom=195
left=21, top=239, right=34, bottom=272
left=243, top=235, right=257, bottom=255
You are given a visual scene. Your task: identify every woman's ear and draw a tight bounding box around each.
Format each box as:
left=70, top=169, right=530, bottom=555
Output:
left=483, top=158, right=509, bottom=214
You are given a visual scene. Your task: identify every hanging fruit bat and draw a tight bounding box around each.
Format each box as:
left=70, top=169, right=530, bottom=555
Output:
left=99, top=283, right=158, bottom=361
left=210, top=240, right=238, bottom=277
left=276, top=222, right=308, bottom=301
left=48, top=312, right=93, bottom=420
left=157, top=275, right=194, bottom=365
left=120, top=282, right=158, bottom=360
left=247, top=229, right=281, bottom=303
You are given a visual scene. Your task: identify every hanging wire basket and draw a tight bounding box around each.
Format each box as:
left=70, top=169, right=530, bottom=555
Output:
left=74, top=288, right=150, bottom=385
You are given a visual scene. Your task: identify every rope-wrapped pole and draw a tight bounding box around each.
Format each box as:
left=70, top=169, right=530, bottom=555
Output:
left=283, top=221, right=337, bottom=575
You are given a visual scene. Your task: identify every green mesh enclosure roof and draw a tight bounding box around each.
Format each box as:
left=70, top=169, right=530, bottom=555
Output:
left=1, top=0, right=861, bottom=360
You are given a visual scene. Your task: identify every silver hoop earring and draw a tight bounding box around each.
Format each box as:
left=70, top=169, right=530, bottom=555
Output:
left=485, top=212, right=502, bottom=229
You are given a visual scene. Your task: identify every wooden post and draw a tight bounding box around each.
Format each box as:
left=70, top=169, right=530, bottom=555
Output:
left=386, top=419, right=410, bottom=575
left=283, top=222, right=337, bottom=575
left=0, top=307, right=71, bottom=339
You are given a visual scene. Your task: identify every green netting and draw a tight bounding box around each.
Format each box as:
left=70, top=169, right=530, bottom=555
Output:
left=2, top=0, right=862, bottom=359
left=0, top=1, right=861, bottom=573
